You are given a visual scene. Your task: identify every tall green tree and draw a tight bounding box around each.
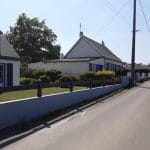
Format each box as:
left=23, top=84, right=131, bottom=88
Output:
left=6, top=13, right=60, bottom=62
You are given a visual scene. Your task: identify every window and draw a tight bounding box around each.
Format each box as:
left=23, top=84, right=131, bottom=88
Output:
left=0, top=64, right=3, bottom=83
left=96, top=65, right=103, bottom=72
left=106, top=63, right=111, bottom=70
left=89, top=63, right=95, bottom=71
left=89, top=63, right=103, bottom=72
left=89, top=63, right=93, bottom=71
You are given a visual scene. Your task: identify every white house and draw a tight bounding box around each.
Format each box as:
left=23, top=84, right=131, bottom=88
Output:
left=0, top=31, right=20, bottom=87
left=28, top=32, right=124, bottom=76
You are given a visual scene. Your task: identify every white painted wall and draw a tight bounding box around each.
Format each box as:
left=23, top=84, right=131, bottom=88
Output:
left=66, top=38, right=102, bottom=58
left=90, top=58, right=105, bottom=66
left=0, top=59, right=20, bottom=86
left=105, top=59, right=123, bottom=67
left=28, top=61, right=89, bottom=77
left=13, top=61, right=20, bottom=86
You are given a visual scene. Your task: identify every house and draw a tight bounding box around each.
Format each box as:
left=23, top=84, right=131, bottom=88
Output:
left=0, top=31, right=20, bottom=87
left=28, top=32, right=124, bottom=76
left=126, top=63, right=150, bottom=78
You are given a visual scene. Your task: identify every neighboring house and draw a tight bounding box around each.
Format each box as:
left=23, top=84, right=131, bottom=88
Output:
left=0, top=31, right=20, bottom=87
left=126, top=63, right=150, bottom=78
left=29, top=32, right=124, bottom=76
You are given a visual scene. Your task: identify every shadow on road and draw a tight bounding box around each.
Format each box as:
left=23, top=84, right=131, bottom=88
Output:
left=137, top=85, right=150, bottom=90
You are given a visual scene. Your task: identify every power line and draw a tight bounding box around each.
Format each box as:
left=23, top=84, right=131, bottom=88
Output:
left=99, top=0, right=130, bottom=33
left=103, top=0, right=131, bottom=28
left=138, top=0, right=150, bottom=33
left=105, top=0, right=113, bottom=8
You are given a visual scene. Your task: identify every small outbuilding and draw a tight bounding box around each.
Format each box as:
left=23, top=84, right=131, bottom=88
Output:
left=0, top=31, right=20, bottom=87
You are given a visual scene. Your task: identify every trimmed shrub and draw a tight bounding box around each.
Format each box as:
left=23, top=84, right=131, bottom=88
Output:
left=45, top=70, right=61, bottom=82
left=30, top=78, right=38, bottom=84
left=95, top=70, right=115, bottom=80
left=80, top=73, right=96, bottom=81
left=58, top=75, right=78, bottom=82
left=59, top=76, right=72, bottom=82
left=20, top=77, right=32, bottom=85
left=22, top=69, right=34, bottom=78
left=33, top=69, right=46, bottom=79
left=20, top=77, right=39, bottom=85
left=22, top=68, right=46, bottom=79
left=39, top=75, right=50, bottom=83
left=23, top=69, right=62, bottom=82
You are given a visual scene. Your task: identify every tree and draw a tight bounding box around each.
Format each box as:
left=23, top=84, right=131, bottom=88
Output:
left=6, top=13, right=60, bottom=62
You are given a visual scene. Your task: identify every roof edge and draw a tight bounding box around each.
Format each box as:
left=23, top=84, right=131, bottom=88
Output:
left=0, top=56, right=20, bottom=61
left=64, top=36, right=84, bottom=58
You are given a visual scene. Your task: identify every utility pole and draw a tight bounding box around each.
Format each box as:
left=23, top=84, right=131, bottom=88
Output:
left=131, top=0, right=136, bottom=86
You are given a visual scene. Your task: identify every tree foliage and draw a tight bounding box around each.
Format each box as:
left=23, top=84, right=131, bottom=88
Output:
left=6, top=13, right=60, bottom=62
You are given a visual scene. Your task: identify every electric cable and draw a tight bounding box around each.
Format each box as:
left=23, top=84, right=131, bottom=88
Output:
left=138, top=0, right=150, bottom=33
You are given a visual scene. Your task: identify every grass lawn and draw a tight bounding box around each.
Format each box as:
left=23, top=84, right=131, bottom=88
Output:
left=0, top=86, right=87, bottom=102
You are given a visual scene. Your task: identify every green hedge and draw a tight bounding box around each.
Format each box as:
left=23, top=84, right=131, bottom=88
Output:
left=20, top=77, right=38, bottom=85
left=58, top=75, right=79, bottom=82
left=39, top=75, right=50, bottom=83
left=95, top=70, right=115, bottom=80
left=80, top=71, right=115, bottom=81
left=22, top=69, right=62, bottom=82
left=45, top=70, right=61, bottom=82
left=80, top=73, right=96, bottom=81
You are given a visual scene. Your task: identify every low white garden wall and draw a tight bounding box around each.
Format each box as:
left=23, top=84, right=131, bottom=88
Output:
left=0, top=77, right=129, bottom=130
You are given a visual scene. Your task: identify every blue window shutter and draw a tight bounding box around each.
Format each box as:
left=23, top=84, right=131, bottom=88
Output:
left=96, top=65, right=100, bottom=72
left=89, top=63, right=92, bottom=71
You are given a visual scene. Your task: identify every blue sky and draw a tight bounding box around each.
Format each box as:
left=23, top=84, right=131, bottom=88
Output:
left=0, top=0, right=150, bottom=64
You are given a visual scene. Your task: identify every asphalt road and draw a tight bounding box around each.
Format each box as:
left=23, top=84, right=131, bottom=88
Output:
left=2, top=81, right=150, bottom=150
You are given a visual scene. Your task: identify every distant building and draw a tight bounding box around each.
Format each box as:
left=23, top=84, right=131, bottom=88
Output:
left=0, top=31, right=20, bottom=87
left=29, top=32, right=124, bottom=76
left=126, top=63, right=150, bottom=78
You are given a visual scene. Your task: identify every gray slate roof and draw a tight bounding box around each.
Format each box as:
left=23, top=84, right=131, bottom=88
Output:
left=0, top=33, right=20, bottom=59
left=126, top=64, right=150, bottom=70
left=65, top=35, right=122, bottom=62
left=83, top=36, right=122, bottom=62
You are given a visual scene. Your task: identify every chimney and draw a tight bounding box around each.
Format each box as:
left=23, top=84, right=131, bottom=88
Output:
left=79, top=32, right=84, bottom=38
left=102, top=40, right=105, bottom=46
left=0, top=30, right=3, bottom=34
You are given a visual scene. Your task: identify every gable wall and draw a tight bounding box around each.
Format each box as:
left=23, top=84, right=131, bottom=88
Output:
left=90, top=58, right=105, bottom=66
left=66, top=39, right=101, bottom=58
left=105, top=59, right=123, bottom=67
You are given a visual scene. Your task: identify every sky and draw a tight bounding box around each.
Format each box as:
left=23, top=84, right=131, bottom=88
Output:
left=0, top=0, right=150, bottom=64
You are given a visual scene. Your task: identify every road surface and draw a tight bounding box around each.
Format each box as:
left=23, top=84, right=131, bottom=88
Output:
left=2, top=81, right=150, bottom=150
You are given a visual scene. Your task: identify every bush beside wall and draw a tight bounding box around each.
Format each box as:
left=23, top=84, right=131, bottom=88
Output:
left=21, top=69, right=62, bottom=84
left=96, top=70, right=115, bottom=80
